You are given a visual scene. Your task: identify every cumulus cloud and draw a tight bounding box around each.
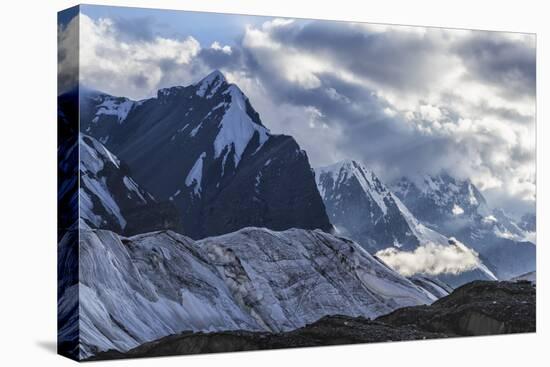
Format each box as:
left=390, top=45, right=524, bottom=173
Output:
left=375, top=239, right=481, bottom=276
left=58, top=14, right=204, bottom=99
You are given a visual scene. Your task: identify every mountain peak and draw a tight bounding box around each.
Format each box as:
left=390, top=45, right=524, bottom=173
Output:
left=202, top=69, right=226, bottom=83
left=316, top=159, right=391, bottom=215
left=195, top=70, right=227, bottom=98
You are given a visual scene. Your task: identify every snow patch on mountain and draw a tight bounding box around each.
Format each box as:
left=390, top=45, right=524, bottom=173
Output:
left=195, top=70, right=227, bottom=98
left=80, top=133, right=120, bottom=170
left=92, top=97, right=135, bottom=123
left=214, top=85, right=270, bottom=167
left=452, top=204, right=464, bottom=215
left=75, top=133, right=181, bottom=235
left=125, top=176, right=151, bottom=202
left=79, top=134, right=126, bottom=229
left=185, top=152, right=206, bottom=196
left=394, top=173, right=490, bottom=218
left=491, top=209, right=535, bottom=243
left=391, top=192, right=449, bottom=245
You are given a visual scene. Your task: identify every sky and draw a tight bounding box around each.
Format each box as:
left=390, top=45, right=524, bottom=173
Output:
left=58, top=5, right=536, bottom=218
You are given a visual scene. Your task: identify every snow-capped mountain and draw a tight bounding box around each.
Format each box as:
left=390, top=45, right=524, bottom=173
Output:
left=316, top=160, right=440, bottom=253
left=392, top=174, right=536, bottom=279
left=392, top=173, right=490, bottom=227
left=79, top=134, right=181, bottom=235
left=61, top=225, right=440, bottom=358
left=391, top=174, right=534, bottom=243
left=78, top=70, right=332, bottom=239
left=315, top=160, right=496, bottom=287
left=491, top=208, right=534, bottom=242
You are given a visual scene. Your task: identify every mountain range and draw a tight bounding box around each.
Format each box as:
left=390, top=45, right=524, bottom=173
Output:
left=315, top=159, right=497, bottom=287
left=392, top=174, right=536, bottom=279
left=58, top=69, right=536, bottom=359
left=74, top=69, right=535, bottom=283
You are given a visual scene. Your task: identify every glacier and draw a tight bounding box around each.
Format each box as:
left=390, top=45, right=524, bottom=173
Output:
left=62, top=225, right=441, bottom=358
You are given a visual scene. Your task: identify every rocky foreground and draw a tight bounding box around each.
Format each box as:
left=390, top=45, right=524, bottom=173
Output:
left=89, top=280, right=535, bottom=360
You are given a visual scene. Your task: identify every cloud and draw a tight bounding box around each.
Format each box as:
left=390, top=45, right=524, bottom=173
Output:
left=62, top=14, right=202, bottom=99
left=222, top=19, right=536, bottom=216
left=375, top=239, right=481, bottom=276
left=197, top=42, right=242, bottom=71
left=454, top=32, right=536, bottom=99
left=111, top=16, right=157, bottom=42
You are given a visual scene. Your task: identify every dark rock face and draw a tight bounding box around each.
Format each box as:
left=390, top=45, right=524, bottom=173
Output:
left=58, top=91, right=79, bottom=235
left=79, top=71, right=332, bottom=239
left=88, top=281, right=535, bottom=360
left=194, top=134, right=331, bottom=237
left=88, top=316, right=445, bottom=360
left=378, top=281, right=535, bottom=336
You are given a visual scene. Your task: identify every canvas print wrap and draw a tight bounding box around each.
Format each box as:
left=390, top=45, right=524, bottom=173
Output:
left=57, top=5, right=536, bottom=361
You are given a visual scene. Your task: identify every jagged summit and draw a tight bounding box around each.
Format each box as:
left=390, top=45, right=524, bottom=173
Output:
left=194, top=69, right=227, bottom=95
left=316, top=159, right=438, bottom=251
left=316, top=159, right=390, bottom=214
left=78, top=70, right=332, bottom=239
left=195, top=70, right=227, bottom=98
left=156, top=70, right=229, bottom=99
